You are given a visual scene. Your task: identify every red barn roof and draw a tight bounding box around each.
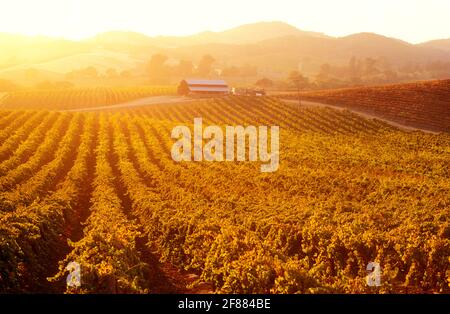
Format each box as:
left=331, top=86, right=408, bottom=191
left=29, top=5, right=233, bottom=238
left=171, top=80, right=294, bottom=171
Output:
left=180, top=79, right=229, bottom=94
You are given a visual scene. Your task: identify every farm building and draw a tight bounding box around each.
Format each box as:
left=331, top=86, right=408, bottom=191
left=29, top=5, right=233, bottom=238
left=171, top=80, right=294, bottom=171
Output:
left=178, top=79, right=229, bottom=95
left=231, top=87, right=266, bottom=96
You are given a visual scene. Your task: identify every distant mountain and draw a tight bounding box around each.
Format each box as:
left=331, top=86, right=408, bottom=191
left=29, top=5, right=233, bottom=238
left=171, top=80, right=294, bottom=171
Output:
left=0, top=33, right=54, bottom=46
left=88, top=21, right=329, bottom=48
left=189, top=21, right=329, bottom=44
left=88, top=31, right=154, bottom=47
left=419, top=38, right=450, bottom=51
left=335, top=33, right=450, bottom=63
left=0, top=49, right=140, bottom=75
left=0, top=34, right=91, bottom=70
left=0, top=22, right=449, bottom=81
left=169, top=32, right=450, bottom=74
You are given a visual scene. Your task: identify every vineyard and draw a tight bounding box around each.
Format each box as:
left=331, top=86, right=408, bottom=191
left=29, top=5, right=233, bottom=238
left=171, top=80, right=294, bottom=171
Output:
left=0, top=96, right=449, bottom=294
left=279, top=79, right=450, bottom=133
left=0, top=86, right=176, bottom=110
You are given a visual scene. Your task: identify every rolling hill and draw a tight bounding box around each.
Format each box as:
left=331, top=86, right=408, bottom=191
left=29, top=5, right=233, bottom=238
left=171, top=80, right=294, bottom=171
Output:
left=0, top=50, right=141, bottom=75
left=280, top=79, right=450, bottom=133
left=90, top=21, right=330, bottom=48
left=0, top=94, right=449, bottom=293
left=0, top=22, right=449, bottom=82
left=419, top=38, right=450, bottom=51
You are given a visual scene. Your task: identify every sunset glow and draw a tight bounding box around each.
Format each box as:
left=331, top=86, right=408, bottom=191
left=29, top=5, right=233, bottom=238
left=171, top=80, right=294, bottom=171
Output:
left=0, top=0, right=449, bottom=43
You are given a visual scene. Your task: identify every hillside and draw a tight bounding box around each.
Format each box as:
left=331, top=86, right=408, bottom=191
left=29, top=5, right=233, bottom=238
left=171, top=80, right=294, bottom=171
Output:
left=0, top=22, right=449, bottom=83
left=280, top=79, right=450, bottom=133
left=0, top=86, right=175, bottom=110
left=0, top=50, right=141, bottom=75
left=336, top=33, right=449, bottom=64
left=90, top=21, right=329, bottom=48
left=0, top=95, right=449, bottom=294
left=0, top=34, right=91, bottom=70
left=187, top=21, right=330, bottom=44
left=419, top=38, right=450, bottom=51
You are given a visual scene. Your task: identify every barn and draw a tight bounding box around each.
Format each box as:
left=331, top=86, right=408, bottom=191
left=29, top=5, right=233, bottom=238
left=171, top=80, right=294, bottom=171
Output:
left=177, top=79, right=229, bottom=96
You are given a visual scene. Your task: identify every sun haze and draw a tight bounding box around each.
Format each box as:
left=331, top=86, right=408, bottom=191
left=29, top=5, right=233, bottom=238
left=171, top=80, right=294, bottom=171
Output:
left=0, top=0, right=449, bottom=43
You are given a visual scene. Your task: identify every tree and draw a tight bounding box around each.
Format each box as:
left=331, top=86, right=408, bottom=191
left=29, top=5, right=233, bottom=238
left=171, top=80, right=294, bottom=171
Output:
left=197, top=55, right=215, bottom=76
left=105, top=68, right=118, bottom=79
left=35, top=81, right=54, bottom=89
left=239, top=64, right=258, bottom=77
left=317, top=63, right=332, bottom=82
left=120, top=70, right=131, bottom=78
left=24, top=68, right=41, bottom=80
left=221, top=66, right=240, bottom=77
left=383, top=69, right=398, bottom=83
left=0, top=79, right=17, bottom=92
left=65, top=66, right=98, bottom=80
left=174, top=59, right=194, bottom=77
left=53, top=81, right=74, bottom=89
left=255, top=78, right=274, bottom=89
left=364, top=57, right=378, bottom=76
left=147, top=54, right=169, bottom=81
left=83, top=66, right=98, bottom=78
left=348, top=56, right=357, bottom=77
left=288, top=71, right=309, bottom=106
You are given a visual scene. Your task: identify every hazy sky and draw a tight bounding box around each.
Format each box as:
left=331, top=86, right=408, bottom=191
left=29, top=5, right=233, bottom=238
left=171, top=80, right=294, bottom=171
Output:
left=0, top=0, right=449, bottom=43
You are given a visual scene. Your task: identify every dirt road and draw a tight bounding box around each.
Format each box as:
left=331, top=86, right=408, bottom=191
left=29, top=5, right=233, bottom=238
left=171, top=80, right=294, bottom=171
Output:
left=282, top=99, right=438, bottom=134
left=60, top=94, right=437, bottom=133
left=61, top=95, right=194, bottom=112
